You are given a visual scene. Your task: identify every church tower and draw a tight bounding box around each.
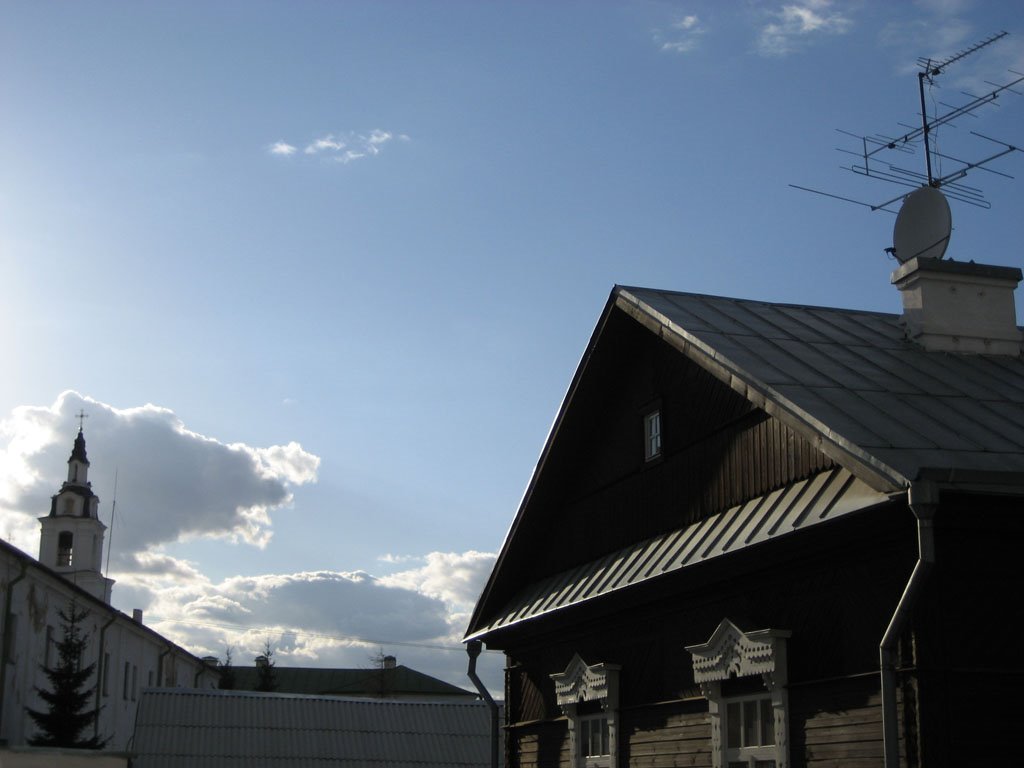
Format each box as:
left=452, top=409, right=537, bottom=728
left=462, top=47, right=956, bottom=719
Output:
left=38, top=427, right=115, bottom=603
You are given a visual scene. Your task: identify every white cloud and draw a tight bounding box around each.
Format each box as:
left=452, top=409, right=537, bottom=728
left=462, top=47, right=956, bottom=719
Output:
left=269, top=141, right=297, bottom=156
left=0, top=391, right=500, bottom=693
left=0, top=391, right=319, bottom=560
left=279, top=130, right=405, bottom=164
left=656, top=14, right=707, bottom=54
left=115, top=549, right=501, bottom=692
left=756, top=1, right=852, bottom=56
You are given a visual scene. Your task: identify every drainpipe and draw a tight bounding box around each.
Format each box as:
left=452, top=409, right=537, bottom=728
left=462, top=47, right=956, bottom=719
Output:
left=94, top=614, right=118, bottom=742
left=466, top=640, right=499, bottom=768
left=0, top=561, right=29, bottom=742
left=881, top=481, right=938, bottom=768
left=157, top=646, right=171, bottom=687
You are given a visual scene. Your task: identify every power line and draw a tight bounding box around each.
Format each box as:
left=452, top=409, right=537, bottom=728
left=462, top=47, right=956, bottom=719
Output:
left=143, top=615, right=502, bottom=654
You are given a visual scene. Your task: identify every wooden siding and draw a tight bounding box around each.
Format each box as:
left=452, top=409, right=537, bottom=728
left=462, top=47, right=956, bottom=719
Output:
left=508, top=720, right=569, bottom=768
left=791, top=676, right=887, bottom=768
left=621, top=702, right=711, bottom=767
left=486, top=308, right=838, bottom=620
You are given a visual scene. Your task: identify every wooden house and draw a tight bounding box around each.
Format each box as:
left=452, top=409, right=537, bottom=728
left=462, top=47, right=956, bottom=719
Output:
left=465, top=257, right=1024, bottom=768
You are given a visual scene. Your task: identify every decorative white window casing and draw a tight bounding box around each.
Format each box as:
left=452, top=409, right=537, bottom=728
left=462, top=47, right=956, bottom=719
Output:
left=550, top=654, right=621, bottom=768
left=686, top=619, right=791, bottom=768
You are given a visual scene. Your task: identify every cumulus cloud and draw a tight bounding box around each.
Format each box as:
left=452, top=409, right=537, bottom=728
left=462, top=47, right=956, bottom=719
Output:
left=270, top=129, right=408, bottom=165
left=0, top=391, right=319, bottom=561
left=655, top=14, right=707, bottom=54
left=0, top=391, right=500, bottom=693
left=116, top=550, right=500, bottom=693
left=756, top=1, right=852, bottom=56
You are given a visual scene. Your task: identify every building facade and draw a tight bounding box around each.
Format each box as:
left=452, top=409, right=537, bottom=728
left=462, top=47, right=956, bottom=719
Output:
left=467, top=258, right=1023, bottom=767
left=0, top=430, right=218, bottom=750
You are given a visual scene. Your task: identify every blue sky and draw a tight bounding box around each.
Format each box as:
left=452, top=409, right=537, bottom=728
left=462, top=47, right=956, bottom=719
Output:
left=2, top=0, right=1023, bottom=693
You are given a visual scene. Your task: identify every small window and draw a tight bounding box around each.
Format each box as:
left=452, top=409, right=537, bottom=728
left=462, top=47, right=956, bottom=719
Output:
left=124, top=661, right=131, bottom=699
left=644, top=410, right=662, bottom=461
left=45, top=626, right=54, bottom=667
left=63, top=498, right=75, bottom=516
left=103, top=653, right=110, bottom=696
left=579, top=714, right=610, bottom=766
left=57, top=531, right=74, bottom=567
left=725, top=695, right=776, bottom=767
left=132, top=664, right=138, bottom=700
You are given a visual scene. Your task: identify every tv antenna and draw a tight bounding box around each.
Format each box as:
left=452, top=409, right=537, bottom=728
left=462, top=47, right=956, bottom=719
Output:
left=791, top=30, right=1022, bottom=228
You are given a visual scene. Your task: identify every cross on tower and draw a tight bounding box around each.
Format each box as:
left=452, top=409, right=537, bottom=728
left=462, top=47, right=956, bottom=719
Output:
left=76, top=409, right=88, bottom=431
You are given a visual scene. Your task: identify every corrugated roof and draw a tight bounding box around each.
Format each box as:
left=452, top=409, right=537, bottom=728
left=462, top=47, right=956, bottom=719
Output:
left=467, top=467, right=889, bottom=637
left=619, top=287, right=1024, bottom=488
left=132, top=689, right=501, bottom=768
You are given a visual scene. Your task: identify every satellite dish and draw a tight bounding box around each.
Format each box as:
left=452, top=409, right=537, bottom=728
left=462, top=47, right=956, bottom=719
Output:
left=892, top=186, right=952, bottom=263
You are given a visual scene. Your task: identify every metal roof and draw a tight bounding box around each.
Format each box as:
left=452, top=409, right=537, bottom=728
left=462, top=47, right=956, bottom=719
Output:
left=131, top=689, right=501, bottom=768
left=229, top=665, right=474, bottom=698
left=467, top=467, right=889, bottom=638
left=619, top=286, right=1024, bottom=489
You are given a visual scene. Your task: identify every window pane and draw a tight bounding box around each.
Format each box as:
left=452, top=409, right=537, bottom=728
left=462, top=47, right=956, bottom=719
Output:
left=727, top=702, right=741, bottom=748
left=743, top=700, right=758, bottom=747
left=760, top=698, right=774, bottom=746
left=600, top=716, right=608, bottom=755
left=755, top=762, right=776, bottom=768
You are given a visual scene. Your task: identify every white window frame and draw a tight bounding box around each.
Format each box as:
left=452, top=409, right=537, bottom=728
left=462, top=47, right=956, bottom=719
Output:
left=723, top=693, right=776, bottom=767
left=644, top=410, right=662, bottom=461
left=550, top=654, right=621, bottom=768
left=686, top=619, right=791, bottom=768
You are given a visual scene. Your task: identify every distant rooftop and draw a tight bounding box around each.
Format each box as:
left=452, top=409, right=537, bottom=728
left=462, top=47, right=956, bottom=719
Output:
left=228, top=663, right=475, bottom=699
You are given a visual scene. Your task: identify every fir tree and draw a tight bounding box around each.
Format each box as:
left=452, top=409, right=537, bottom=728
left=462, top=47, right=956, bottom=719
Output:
left=255, top=639, right=277, bottom=692
left=218, top=646, right=236, bottom=690
left=27, top=600, right=105, bottom=748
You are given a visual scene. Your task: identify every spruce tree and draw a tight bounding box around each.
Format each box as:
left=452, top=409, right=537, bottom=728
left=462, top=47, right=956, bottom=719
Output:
left=255, top=639, right=277, bottom=692
left=27, top=600, right=105, bottom=748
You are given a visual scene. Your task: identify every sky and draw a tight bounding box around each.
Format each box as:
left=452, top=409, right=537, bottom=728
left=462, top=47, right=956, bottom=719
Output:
left=2, top=0, right=1023, bottom=696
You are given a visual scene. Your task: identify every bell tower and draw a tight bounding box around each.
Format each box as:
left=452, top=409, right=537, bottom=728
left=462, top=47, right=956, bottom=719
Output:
left=38, top=424, right=115, bottom=603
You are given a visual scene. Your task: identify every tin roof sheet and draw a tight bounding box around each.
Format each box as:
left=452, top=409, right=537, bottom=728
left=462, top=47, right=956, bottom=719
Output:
left=469, top=467, right=889, bottom=637
left=619, top=287, right=1024, bottom=486
left=132, top=689, right=500, bottom=768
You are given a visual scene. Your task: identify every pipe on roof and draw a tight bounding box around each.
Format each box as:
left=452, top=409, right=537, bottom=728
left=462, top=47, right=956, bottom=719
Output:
left=880, top=481, right=937, bottom=768
left=466, top=640, right=499, bottom=768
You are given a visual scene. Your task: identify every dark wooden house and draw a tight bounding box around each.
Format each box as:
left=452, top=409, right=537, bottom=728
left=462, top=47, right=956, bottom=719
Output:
left=465, top=257, right=1024, bottom=768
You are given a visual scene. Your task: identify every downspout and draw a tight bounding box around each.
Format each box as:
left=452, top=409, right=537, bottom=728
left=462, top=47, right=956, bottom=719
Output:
left=0, top=561, right=29, bottom=742
left=157, top=646, right=171, bottom=687
left=881, top=481, right=938, bottom=768
left=467, top=640, right=499, bottom=768
left=94, top=614, right=118, bottom=742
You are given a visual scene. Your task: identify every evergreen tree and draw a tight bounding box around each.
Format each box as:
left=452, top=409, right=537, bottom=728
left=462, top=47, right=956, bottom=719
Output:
left=255, top=639, right=277, bottom=692
left=27, top=600, right=105, bottom=748
left=218, top=646, right=236, bottom=690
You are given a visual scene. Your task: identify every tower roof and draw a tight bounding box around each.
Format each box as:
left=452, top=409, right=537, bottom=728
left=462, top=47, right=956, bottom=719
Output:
left=69, top=429, right=90, bottom=466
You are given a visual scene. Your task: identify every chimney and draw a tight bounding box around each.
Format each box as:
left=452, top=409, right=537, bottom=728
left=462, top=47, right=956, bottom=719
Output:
left=383, top=655, right=397, bottom=669
left=255, top=655, right=268, bottom=668
left=132, top=609, right=144, bottom=624
left=892, top=257, right=1023, bottom=355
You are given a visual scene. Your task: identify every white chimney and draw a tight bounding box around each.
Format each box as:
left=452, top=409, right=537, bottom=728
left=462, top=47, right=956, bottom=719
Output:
left=892, top=257, right=1023, bottom=355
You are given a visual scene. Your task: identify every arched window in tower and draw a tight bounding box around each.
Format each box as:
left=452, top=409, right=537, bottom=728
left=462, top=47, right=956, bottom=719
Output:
left=57, top=531, right=74, bottom=567
left=62, top=497, right=75, bottom=516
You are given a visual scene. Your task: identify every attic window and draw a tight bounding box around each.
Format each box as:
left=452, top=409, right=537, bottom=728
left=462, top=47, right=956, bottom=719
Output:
left=644, top=410, right=662, bottom=461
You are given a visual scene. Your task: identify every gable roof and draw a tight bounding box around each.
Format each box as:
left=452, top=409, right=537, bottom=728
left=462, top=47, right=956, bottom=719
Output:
left=229, top=664, right=473, bottom=698
left=131, top=689, right=500, bottom=768
left=466, top=285, right=1024, bottom=639
left=619, top=286, right=1024, bottom=488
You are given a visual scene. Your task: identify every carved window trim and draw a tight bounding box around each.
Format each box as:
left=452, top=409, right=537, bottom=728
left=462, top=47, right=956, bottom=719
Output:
left=686, top=619, right=791, bottom=768
left=550, top=654, right=621, bottom=768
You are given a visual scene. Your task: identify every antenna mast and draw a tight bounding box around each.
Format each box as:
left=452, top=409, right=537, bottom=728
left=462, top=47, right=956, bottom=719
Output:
left=792, top=31, right=1021, bottom=212
left=105, top=469, right=118, bottom=578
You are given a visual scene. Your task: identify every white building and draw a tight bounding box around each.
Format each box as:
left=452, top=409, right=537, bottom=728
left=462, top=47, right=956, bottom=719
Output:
left=0, top=429, right=218, bottom=750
